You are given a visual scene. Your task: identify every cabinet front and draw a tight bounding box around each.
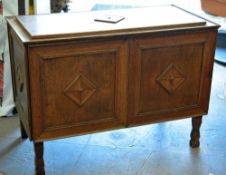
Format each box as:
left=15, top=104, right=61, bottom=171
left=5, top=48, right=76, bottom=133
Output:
left=29, top=39, right=128, bottom=140
left=128, top=31, right=216, bottom=125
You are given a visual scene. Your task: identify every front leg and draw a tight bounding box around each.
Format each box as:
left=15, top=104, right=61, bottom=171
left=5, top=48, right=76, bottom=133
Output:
left=190, top=116, right=202, bottom=148
left=34, top=142, right=45, bottom=175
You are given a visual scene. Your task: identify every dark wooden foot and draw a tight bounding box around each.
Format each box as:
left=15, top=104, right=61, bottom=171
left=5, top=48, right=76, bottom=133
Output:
left=20, top=120, right=28, bottom=139
left=34, top=142, right=45, bottom=175
left=190, top=116, right=202, bottom=148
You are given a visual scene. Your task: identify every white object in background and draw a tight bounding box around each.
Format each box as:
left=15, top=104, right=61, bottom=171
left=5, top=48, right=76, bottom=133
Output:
left=34, top=0, right=50, bottom=14
left=0, top=21, right=15, bottom=117
left=0, top=1, right=15, bottom=116
left=2, top=0, right=18, bottom=16
left=224, top=80, right=226, bottom=101
left=0, top=8, right=3, bottom=23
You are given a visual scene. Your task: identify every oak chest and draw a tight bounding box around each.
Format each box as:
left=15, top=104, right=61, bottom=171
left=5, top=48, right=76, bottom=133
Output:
left=7, top=5, right=219, bottom=175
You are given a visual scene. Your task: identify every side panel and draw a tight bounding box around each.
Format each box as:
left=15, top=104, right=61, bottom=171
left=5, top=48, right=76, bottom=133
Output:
left=29, top=39, right=128, bottom=140
left=8, top=27, right=31, bottom=137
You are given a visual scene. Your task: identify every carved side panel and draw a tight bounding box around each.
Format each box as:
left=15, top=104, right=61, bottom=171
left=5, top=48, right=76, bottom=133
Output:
left=128, top=32, right=209, bottom=123
left=29, top=39, right=128, bottom=139
left=10, top=31, right=31, bottom=137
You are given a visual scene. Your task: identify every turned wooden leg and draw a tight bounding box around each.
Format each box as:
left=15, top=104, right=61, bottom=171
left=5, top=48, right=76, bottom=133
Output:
left=34, top=142, right=45, bottom=175
left=20, top=120, right=28, bottom=139
left=190, top=116, right=202, bottom=148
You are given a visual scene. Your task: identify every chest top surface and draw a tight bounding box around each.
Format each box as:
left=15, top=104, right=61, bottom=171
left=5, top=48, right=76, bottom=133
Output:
left=8, top=4, right=219, bottom=43
left=18, top=5, right=207, bottom=37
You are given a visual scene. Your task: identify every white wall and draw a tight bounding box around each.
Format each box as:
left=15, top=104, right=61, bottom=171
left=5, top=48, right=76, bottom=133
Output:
left=34, top=0, right=50, bottom=14
left=28, top=0, right=201, bottom=14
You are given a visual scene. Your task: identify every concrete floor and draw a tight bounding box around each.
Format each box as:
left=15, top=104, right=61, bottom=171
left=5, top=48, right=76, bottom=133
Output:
left=1, top=1, right=226, bottom=175
left=0, top=62, right=226, bottom=175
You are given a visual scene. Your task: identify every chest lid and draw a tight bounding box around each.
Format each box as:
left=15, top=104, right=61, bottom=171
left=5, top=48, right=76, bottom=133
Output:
left=12, top=5, right=210, bottom=41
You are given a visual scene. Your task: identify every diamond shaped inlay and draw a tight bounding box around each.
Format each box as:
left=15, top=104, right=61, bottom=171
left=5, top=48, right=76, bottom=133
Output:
left=64, top=73, right=97, bottom=106
left=156, top=64, right=185, bottom=94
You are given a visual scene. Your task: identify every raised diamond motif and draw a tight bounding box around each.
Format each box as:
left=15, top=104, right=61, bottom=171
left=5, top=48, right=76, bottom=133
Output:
left=156, top=64, right=185, bottom=94
left=64, top=73, right=96, bottom=106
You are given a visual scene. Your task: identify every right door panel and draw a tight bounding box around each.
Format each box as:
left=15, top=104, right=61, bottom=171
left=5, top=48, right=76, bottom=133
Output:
left=128, top=31, right=216, bottom=125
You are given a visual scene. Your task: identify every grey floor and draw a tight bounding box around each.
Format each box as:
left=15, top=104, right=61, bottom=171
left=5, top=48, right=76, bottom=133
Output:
left=0, top=62, right=226, bottom=175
